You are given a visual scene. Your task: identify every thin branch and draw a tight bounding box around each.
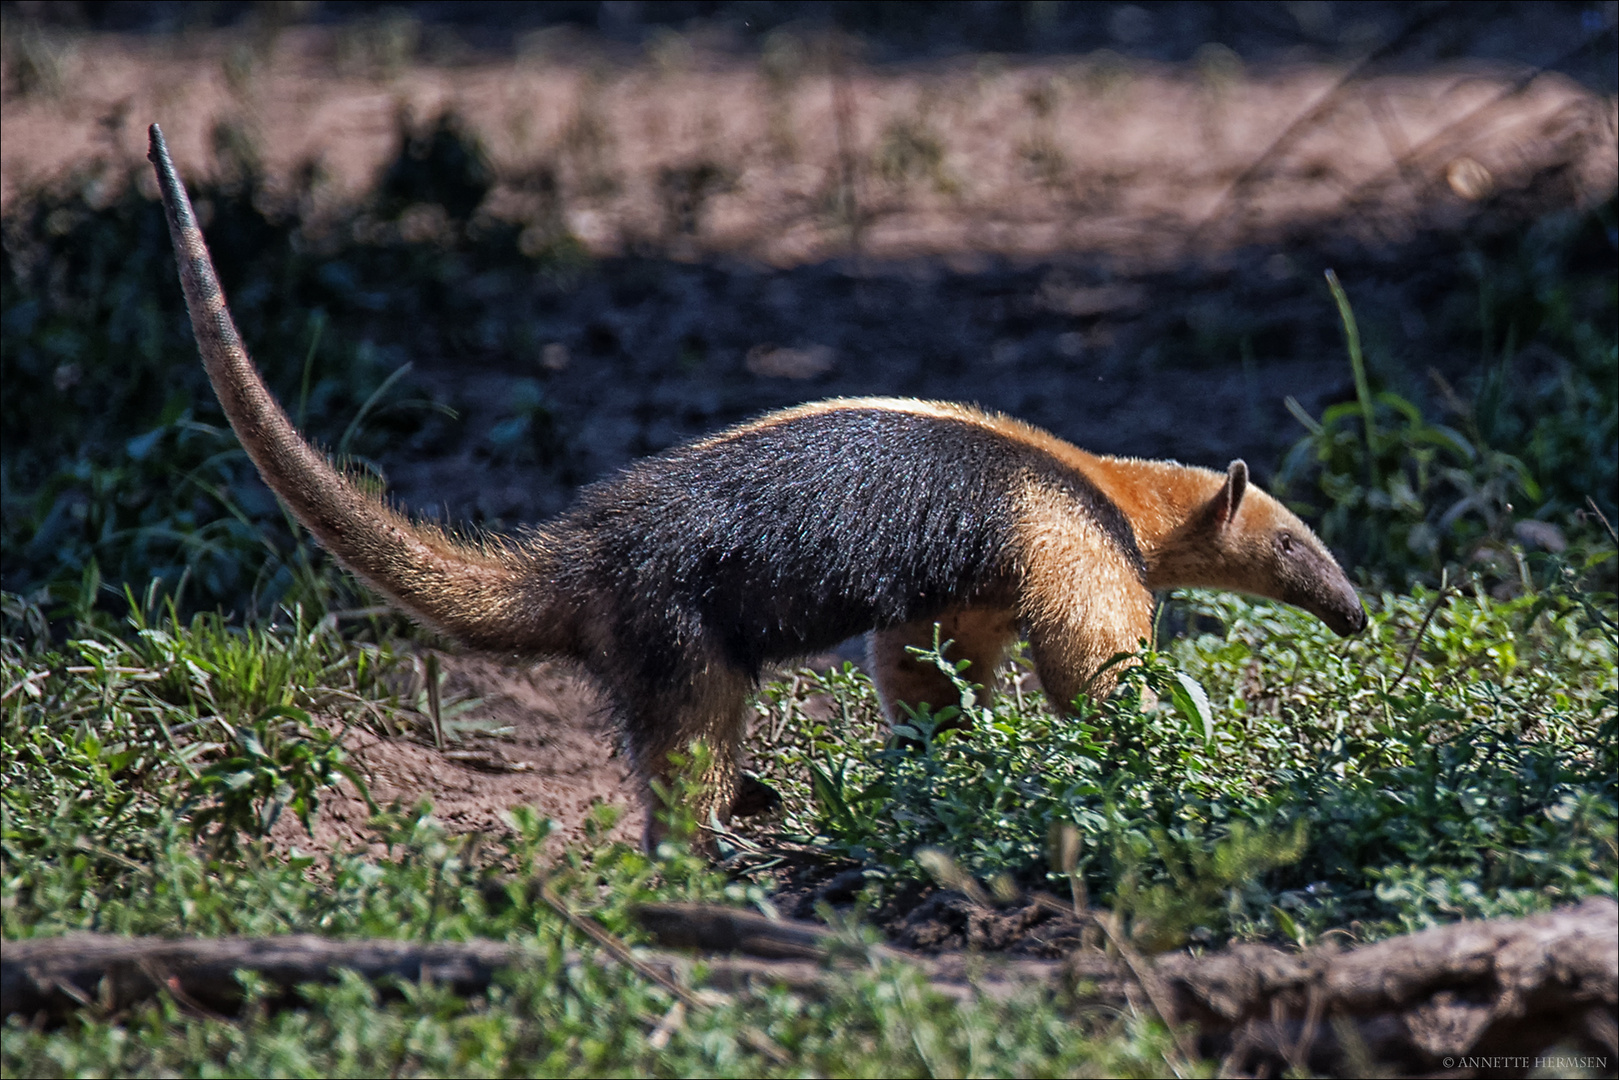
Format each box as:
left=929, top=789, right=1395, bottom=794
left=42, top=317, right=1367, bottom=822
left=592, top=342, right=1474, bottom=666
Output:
left=1030, top=891, right=1198, bottom=1069
left=1190, top=2, right=1456, bottom=240
left=1390, top=573, right=1453, bottom=693
left=1588, top=496, right=1618, bottom=545
left=538, top=883, right=791, bottom=1065
left=538, top=881, right=704, bottom=1010
left=137, top=958, right=233, bottom=1023
left=1341, top=21, right=1618, bottom=210
left=1094, top=909, right=1202, bottom=1073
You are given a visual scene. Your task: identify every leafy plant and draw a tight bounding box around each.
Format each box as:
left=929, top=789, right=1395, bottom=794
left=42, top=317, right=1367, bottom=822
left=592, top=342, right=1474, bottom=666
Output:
left=2, top=587, right=410, bottom=864
left=5, top=639, right=1195, bottom=1080
left=187, top=706, right=369, bottom=843
left=1280, top=271, right=1540, bottom=586
left=1, top=110, right=575, bottom=622
left=1279, top=196, right=1617, bottom=589
left=1112, top=819, right=1308, bottom=952
left=1464, top=199, right=1618, bottom=526
left=5, top=784, right=1191, bottom=1078
left=753, top=572, right=1615, bottom=946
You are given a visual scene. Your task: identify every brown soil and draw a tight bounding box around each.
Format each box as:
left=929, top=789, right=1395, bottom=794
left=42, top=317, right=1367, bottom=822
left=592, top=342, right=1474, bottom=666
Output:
left=4, top=25, right=1612, bottom=258
left=268, top=651, right=644, bottom=854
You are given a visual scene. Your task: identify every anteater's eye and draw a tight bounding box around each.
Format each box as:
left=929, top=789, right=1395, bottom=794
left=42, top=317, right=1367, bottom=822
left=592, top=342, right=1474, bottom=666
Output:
left=1278, top=532, right=1295, bottom=555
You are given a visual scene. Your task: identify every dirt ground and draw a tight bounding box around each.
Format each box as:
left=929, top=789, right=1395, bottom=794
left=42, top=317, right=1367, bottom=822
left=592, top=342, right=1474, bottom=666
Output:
left=268, top=652, right=647, bottom=853
left=6, top=10, right=1617, bottom=903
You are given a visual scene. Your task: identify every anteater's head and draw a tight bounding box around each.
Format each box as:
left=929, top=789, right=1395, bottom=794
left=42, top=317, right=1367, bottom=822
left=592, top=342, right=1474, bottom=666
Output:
left=1154, top=460, right=1367, bottom=637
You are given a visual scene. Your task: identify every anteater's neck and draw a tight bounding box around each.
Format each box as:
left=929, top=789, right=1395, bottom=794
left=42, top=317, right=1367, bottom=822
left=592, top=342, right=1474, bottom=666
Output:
left=1072, top=455, right=1228, bottom=588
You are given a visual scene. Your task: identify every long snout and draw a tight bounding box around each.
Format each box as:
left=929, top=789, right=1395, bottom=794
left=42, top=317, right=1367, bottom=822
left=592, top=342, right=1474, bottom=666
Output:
left=1283, top=544, right=1368, bottom=637
left=1307, top=574, right=1367, bottom=636
left=1322, top=593, right=1368, bottom=636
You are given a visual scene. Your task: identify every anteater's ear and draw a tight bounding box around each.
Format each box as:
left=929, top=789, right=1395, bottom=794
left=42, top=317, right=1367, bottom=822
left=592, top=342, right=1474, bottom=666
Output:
left=1210, top=459, right=1248, bottom=529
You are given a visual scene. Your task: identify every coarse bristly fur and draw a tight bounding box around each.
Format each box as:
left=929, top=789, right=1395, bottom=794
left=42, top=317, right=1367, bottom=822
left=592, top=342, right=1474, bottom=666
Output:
left=148, top=124, right=1367, bottom=850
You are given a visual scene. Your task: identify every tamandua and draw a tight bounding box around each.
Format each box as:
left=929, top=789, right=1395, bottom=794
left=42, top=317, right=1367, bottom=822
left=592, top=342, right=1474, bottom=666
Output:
left=147, top=124, right=1365, bottom=845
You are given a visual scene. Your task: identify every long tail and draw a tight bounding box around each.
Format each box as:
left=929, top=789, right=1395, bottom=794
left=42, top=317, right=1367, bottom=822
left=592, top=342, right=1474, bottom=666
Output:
left=148, top=124, right=562, bottom=653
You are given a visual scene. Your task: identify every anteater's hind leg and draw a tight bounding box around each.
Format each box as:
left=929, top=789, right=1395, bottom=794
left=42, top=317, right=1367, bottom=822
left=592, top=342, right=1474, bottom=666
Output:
left=612, top=655, right=755, bottom=853
left=868, top=607, right=1019, bottom=733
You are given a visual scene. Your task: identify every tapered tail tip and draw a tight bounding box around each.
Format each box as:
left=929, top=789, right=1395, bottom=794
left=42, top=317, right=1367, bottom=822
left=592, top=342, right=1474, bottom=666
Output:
left=146, top=124, right=193, bottom=229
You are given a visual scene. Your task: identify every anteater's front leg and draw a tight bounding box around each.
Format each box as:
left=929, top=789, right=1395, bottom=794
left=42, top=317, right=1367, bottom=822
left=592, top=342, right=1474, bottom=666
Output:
left=1019, top=569, right=1154, bottom=712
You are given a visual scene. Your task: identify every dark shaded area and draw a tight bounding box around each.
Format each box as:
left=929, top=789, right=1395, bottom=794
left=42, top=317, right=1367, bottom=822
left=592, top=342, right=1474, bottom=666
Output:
left=7, top=1, right=1616, bottom=93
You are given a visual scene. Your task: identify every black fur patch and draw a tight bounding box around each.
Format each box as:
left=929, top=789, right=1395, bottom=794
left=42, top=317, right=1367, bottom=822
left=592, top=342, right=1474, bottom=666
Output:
left=549, top=406, right=1142, bottom=691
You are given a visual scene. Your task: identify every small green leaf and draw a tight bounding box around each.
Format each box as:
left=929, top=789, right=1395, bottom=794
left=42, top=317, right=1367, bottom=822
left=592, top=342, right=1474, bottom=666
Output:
left=222, top=769, right=257, bottom=790
left=1169, top=672, right=1215, bottom=745
left=1272, top=904, right=1304, bottom=947
left=807, top=761, right=853, bottom=828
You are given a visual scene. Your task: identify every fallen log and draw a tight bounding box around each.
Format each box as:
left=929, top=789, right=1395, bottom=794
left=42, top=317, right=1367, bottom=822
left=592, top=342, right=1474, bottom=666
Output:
left=634, top=901, right=1066, bottom=1002
left=633, top=901, right=836, bottom=959
left=0, top=934, right=531, bottom=1019
left=635, top=896, right=1618, bottom=1074
left=4, top=898, right=1613, bottom=1077
left=0, top=922, right=1045, bottom=1017
left=1144, top=897, right=1618, bottom=1074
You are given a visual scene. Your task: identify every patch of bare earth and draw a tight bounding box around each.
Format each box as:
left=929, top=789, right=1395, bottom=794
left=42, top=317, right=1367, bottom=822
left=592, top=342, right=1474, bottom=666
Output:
left=2, top=27, right=1613, bottom=263
left=269, top=652, right=643, bottom=855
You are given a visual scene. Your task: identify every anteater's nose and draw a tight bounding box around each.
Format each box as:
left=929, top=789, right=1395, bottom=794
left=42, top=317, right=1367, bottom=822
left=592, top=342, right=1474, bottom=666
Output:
left=1334, top=597, right=1368, bottom=636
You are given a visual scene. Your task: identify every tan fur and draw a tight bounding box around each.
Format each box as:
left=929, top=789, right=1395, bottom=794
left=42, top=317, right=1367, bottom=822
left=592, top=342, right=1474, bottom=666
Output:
left=149, top=128, right=565, bottom=656
left=868, top=454, right=1361, bottom=720
left=1010, top=479, right=1158, bottom=709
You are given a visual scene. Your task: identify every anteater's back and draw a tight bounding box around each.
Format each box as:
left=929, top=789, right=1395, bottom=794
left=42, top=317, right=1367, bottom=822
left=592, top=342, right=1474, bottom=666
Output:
left=550, top=402, right=1143, bottom=678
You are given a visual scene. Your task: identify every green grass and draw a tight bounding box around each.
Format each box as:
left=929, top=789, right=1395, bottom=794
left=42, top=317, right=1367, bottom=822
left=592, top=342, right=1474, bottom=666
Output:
left=1, top=585, right=414, bottom=862
left=3, top=948, right=1182, bottom=1079
left=1278, top=205, right=1618, bottom=588
left=3, top=542, right=1613, bottom=1075
left=0, top=111, right=577, bottom=621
